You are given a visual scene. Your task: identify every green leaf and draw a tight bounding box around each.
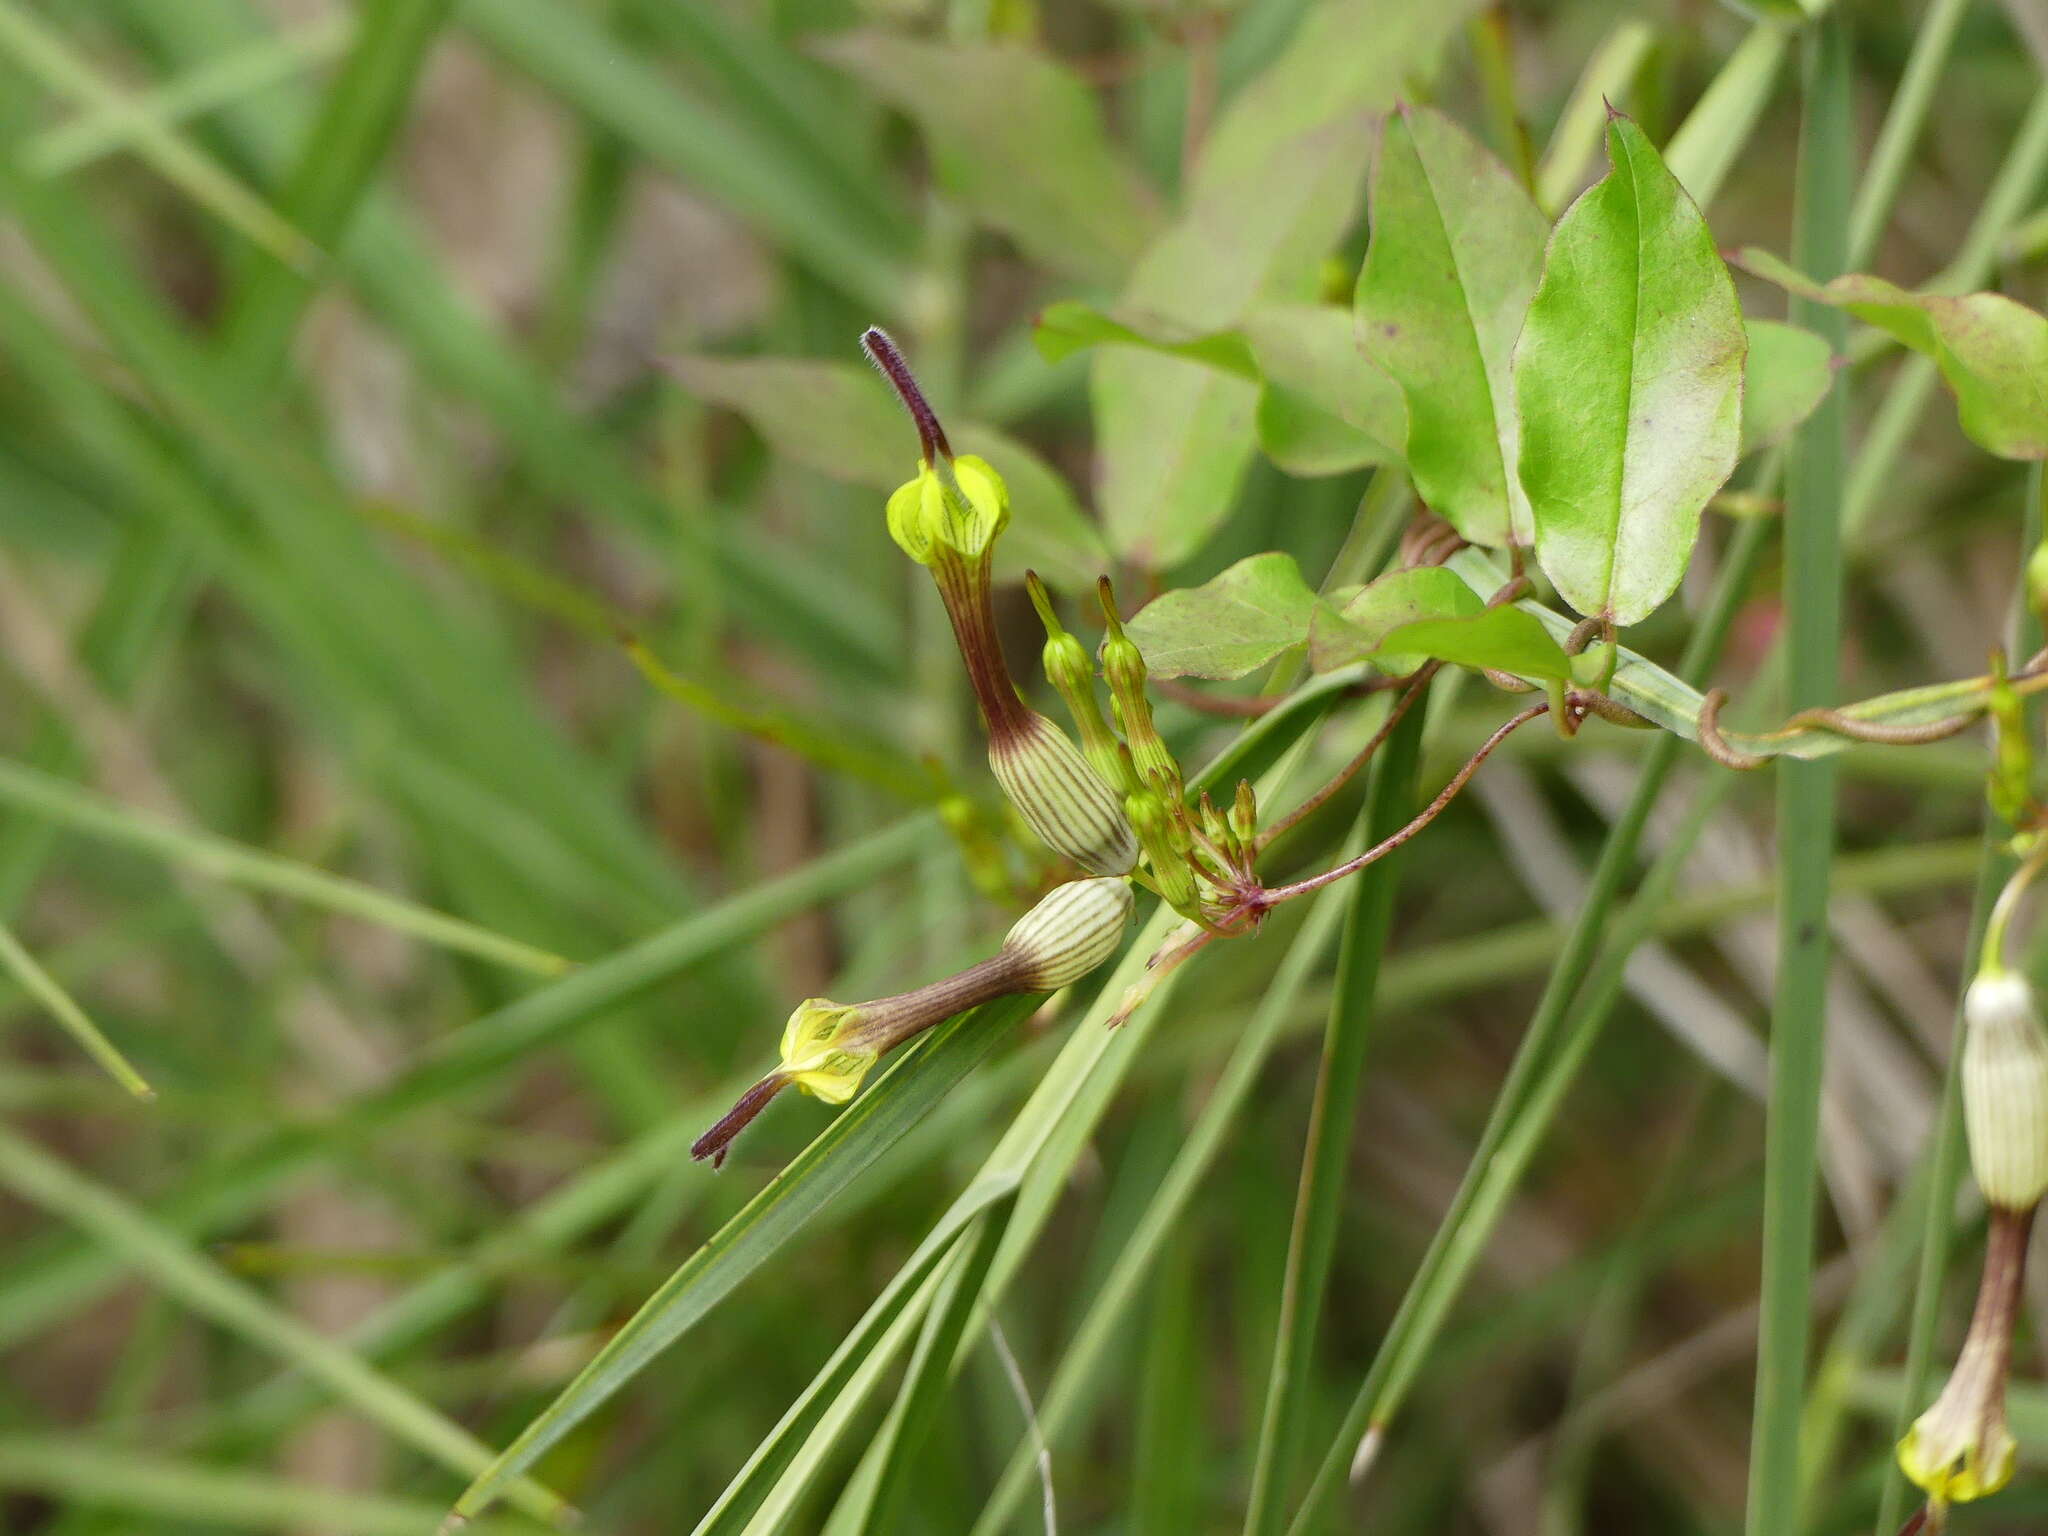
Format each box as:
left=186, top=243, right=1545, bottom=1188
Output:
left=1094, top=0, right=1475, bottom=571
left=663, top=357, right=1107, bottom=589
left=815, top=34, right=1158, bottom=289
left=1740, top=318, right=1835, bottom=457
left=1122, top=552, right=1319, bottom=680
left=0, top=1124, right=573, bottom=1526
left=1375, top=606, right=1573, bottom=681
left=1032, top=300, right=1255, bottom=375
left=1037, top=301, right=1404, bottom=482
left=1242, top=305, right=1405, bottom=476
left=1356, top=104, right=1549, bottom=548
left=1308, top=567, right=1483, bottom=673
left=1092, top=351, right=1259, bottom=571
left=1735, top=246, right=2048, bottom=459
left=1515, top=113, right=1746, bottom=625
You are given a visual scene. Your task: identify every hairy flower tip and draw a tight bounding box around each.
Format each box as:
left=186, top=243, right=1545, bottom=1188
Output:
left=886, top=456, right=1009, bottom=569
left=990, top=712, right=1137, bottom=876
left=1898, top=1204, right=2035, bottom=1507
left=1001, top=877, right=1134, bottom=990
left=1963, top=971, right=2048, bottom=1210
left=778, top=998, right=879, bottom=1105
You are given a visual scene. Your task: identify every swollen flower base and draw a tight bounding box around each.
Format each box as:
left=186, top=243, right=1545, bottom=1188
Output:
left=691, top=878, right=1133, bottom=1166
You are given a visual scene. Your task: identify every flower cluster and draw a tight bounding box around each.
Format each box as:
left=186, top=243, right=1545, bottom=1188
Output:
left=694, top=327, right=1254, bottom=1166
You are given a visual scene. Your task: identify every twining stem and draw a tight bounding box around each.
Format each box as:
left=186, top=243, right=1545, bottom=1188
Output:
left=1255, top=667, right=1438, bottom=852
left=1253, top=702, right=1549, bottom=908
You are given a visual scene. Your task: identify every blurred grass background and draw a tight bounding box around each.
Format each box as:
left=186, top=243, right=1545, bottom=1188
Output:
left=0, top=0, right=2044, bottom=1532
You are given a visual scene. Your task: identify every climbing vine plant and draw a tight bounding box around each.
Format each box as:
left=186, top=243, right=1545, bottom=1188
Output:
left=449, top=41, right=2048, bottom=1536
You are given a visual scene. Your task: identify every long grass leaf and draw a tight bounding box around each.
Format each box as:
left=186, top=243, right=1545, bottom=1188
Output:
left=1745, top=23, right=1850, bottom=1535
left=0, top=919, right=153, bottom=1098
left=0, top=1122, right=574, bottom=1524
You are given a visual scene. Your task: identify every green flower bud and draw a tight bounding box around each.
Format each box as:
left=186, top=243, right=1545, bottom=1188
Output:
left=991, top=711, right=1137, bottom=876
left=1898, top=1204, right=2035, bottom=1508
left=1000, top=877, right=1134, bottom=990
left=2028, top=538, right=2048, bottom=618
left=1098, top=577, right=1181, bottom=799
left=1229, top=780, right=1257, bottom=850
left=1963, top=970, right=2048, bottom=1210
left=1027, top=572, right=1131, bottom=795
left=885, top=456, right=1010, bottom=569
left=1127, top=787, right=1198, bottom=915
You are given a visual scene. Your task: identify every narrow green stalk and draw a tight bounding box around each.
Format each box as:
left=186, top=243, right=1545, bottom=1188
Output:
left=0, top=757, right=572, bottom=977
left=0, top=920, right=152, bottom=1100
left=1662, top=22, right=1791, bottom=207
left=1845, top=0, right=1968, bottom=267
left=1747, top=20, right=1850, bottom=1536
left=1243, top=702, right=1427, bottom=1536
left=221, top=0, right=454, bottom=372
left=0, top=0, right=314, bottom=266
left=1282, top=511, right=1777, bottom=1536
left=1873, top=464, right=2047, bottom=1534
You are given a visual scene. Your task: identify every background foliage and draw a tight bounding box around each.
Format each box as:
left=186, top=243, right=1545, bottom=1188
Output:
left=0, top=0, right=2046, bottom=1533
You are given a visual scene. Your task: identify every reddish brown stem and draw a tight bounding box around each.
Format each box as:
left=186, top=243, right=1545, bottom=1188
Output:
left=1251, top=700, right=1550, bottom=907
left=1256, top=665, right=1439, bottom=852
left=933, top=553, right=1032, bottom=741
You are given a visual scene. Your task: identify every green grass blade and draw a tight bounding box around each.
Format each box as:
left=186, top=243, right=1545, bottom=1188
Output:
left=1745, top=21, right=1851, bottom=1536
left=846, top=1209, right=1012, bottom=1536
left=220, top=0, right=453, bottom=371
left=0, top=816, right=933, bottom=1353
left=971, top=824, right=1367, bottom=1536
left=0, top=918, right=153, bottom=1099
left=23, top=14, right=350, bottom=175
left=0, top=0, right=314, bottom=267
left=455, top=0, right=910, bottom=314
left=1662, top=22, right=1791, bottom=207
left=1845, top=0, right=1968, bottom=266
left=0, top=1122, right=574, bottom=1525
left=1281, top=511, right=1776, bottom=1535
left=697, top=1192, right=1014, bottom=1536
left=1242, top=700, right=1426, bottom=1536
left=444, top=995, right=1039, bottom=1523
left=0, top=756, right=571, bottom=976
left=0, top=1438, right=549, bottom=1536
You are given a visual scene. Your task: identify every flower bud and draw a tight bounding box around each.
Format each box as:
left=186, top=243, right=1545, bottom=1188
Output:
left=1000, top=877, right=1134, bottom=990
left=1027, top=572, right=1132, bottom=796
left=1098, top=577, right=1180, bottom=800
left=885, top=456, right=1010, bottom=570
left=991, top=711, right=1137, bottom=876
left=1127, top=787, right=1199, bottom=915
left=1230, top=779, right=1258, bottom=850
left=778, top=998, right=877, bottom=1105
left=1962, top=970, right=2048, bottom=1210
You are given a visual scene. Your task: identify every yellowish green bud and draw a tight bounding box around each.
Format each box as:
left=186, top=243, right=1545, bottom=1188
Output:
left=2029, top=538, right=2048, bottom=617
left=1098, top=577, right=1180, bottom=800
left=778, top=998, right=877, bottom=1105
left=1127, top=787, right=1198, bottom=915
left=1230, top=780, right=1258, bottom=849
left=1963, top=970, right=2048, bottom=1210
left=885, top=455, right=1011, bottom=569
left=991, top=712, right=1137, bottom=876
left=1000, top=877, right=1134, bottom=990
left=1028, top=571, right=1132, bottom=795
